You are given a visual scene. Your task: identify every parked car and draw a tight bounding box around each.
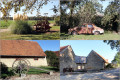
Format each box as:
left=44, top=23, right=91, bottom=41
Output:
left=68, top=23, right=104, bottom=35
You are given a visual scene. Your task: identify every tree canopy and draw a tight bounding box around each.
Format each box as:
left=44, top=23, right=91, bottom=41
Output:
left=112, top=52, right=120, bottom=67
left=104, top=40, right=120, bottom=51
left=0, top=0, right=49, bottom=19
left=44, top=51, right=59, bottom=68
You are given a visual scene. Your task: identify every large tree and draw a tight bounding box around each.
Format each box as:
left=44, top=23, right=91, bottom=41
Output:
left=102, top=0, right=120, bottom=32
left=60, top=0, right=103, bottom=33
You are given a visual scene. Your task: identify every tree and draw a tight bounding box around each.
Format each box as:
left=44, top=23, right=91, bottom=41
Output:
left=104, top=40, right=120, bottom=51
left=112, top=52, right=120, bottom=67
left=0, top=0, right=49, bottom=19
left=60, top=0, right=103, bottom=33
left=102, top=0, right=120, bottom=32
left=44, top=51, right=59, bottom=68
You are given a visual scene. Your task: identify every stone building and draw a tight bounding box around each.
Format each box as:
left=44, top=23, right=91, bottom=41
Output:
left=75, top=56, right=86, bottom=70
left=0, top=40, right=48, bottom=67
left=85, top=50, right=108, bottom=70
left=60, top=45, right=108, bottom=73
left=60, top=45, right=77, bottom=73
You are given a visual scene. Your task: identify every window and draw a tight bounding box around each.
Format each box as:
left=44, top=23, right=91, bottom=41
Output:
left=81, top=25, right=86, bottom=27
left=78, top=66, right=81, bottom=69
left=34, top=58, right=38, bottom=60
left=88, top=25, right=93, bottom=28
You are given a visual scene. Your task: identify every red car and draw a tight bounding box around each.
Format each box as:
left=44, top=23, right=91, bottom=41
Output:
left=68, top=23, right=104, bottom=35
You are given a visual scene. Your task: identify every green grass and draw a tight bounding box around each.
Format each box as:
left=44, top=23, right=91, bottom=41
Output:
left=0, top=31, right=60, bottom=40
left=27, top=68, right=48, bottom=74
left=51, top=26, right=60, bottom=31
left=60, top=33, right=120, bottom=40
left=0, top=20, right=55, bottom=29
left=27, top=66, right=59, bottom=74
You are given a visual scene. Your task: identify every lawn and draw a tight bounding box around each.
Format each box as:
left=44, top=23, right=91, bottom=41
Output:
left=0, top=31, right=60, bottom=40
left=27, top=66, right=59, bottom=74
left=60, top=32, right=120, bottom=40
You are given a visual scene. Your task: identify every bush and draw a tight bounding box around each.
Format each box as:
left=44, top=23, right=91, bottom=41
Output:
left=54, top=16, right=60, bottom=26
left=105, top=63, right=114, bottom=69
left=9, top=20, right=32, bottom=34
left=0, top=62, right=14, bottom=79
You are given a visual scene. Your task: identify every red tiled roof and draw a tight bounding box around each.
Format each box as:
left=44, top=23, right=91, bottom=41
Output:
left=53, top=51, right=60, bottom=57
left=0, top=40, right=46, bottom=57
left=60, top=45, right=69, bottom=51
left=92, top=50, right=108, bottom=63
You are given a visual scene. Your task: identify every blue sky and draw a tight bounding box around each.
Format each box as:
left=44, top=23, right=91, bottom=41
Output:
left=31, top=40, right=60, bottom=51
left=99, top=0, right=113, bottom=11
left=1, top=0, right=59, bottom=17
left=60, top=40, right=118, bottom=63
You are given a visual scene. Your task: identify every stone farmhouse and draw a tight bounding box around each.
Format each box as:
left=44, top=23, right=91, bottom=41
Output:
left=0, top=40, right=48, bottom=67
left=60, top=45, right=108, bottom=73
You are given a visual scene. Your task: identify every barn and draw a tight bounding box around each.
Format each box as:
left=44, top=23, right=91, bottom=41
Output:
left=0, top=40, right=48, bottom=67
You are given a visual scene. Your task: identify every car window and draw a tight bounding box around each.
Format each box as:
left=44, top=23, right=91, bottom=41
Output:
left=88, top=25, right=93, bottom=27
left=81, top=25, right=87, bottom=27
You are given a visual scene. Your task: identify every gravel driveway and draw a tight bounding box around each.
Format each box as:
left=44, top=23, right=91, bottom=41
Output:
left=9, top=73, right=60, bottom=80
left=60, top=68, right=120, bottom=80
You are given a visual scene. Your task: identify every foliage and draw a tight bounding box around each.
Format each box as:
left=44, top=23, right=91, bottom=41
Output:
left=105, top=63, right=114, bottom=69
left=60, top=0, right=103, bottom=33
left=102, top=0, right=120, bottom=32
left=9, top=20, right=32, bottom=34
left=0, top=20, right=55, bottom=29
left=0, top=0, right=49, bottom=19
left=104, top=40, right=120, bottom=51
left=112, top=52, right=120, bottom=67
left=77, top=2, right=96, bottom=26
left=0, top=62, right=14, bottom=79
left=45, top=51, right=59, bottom=68
left=54, top=16, right=60, bottom=26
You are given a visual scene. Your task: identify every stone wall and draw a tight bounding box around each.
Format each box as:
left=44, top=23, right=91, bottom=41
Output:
left=85, top=52, right=104, bottom=70
left=0, top=57, right=48, bottom=67
left=60, top=46, right=77, bottom=73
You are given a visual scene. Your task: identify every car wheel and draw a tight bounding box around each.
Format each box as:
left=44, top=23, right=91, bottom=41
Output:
left=94, top=31, right=100, bottom=35
left=72, top=31, right=78, bottom=35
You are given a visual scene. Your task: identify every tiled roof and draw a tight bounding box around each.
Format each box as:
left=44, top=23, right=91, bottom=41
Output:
left=60, top=45, right=69, bottom=51
left=0, top=40, right=46, bottom=57
left=53, top=51, right=59, bottom=57
left=91, top=50, right=108, bottom=63
left=75, top=56, right=86, bottom=63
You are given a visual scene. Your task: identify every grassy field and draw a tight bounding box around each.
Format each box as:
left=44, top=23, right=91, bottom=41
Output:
left=0, top=31, right=60, bottom=40
left=0, top=20, right=55, bottom=29
left=60, top=32, right=120, bottom=40
left=0, top=20, right=60, bottom=40
left=28, top=66, right=59, bottom=74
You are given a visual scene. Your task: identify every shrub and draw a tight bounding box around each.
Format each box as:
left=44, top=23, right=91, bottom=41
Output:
left=54, top=16, right=60, bottom=26
left=9, top=20, right=32, bottom=34
left=0, top=62, right=14, bottom=79
left=105, top=63, right=114, bottom=69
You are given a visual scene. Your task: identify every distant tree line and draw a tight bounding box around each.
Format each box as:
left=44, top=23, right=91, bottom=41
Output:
left=1, top=17, right=54, bottom=20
